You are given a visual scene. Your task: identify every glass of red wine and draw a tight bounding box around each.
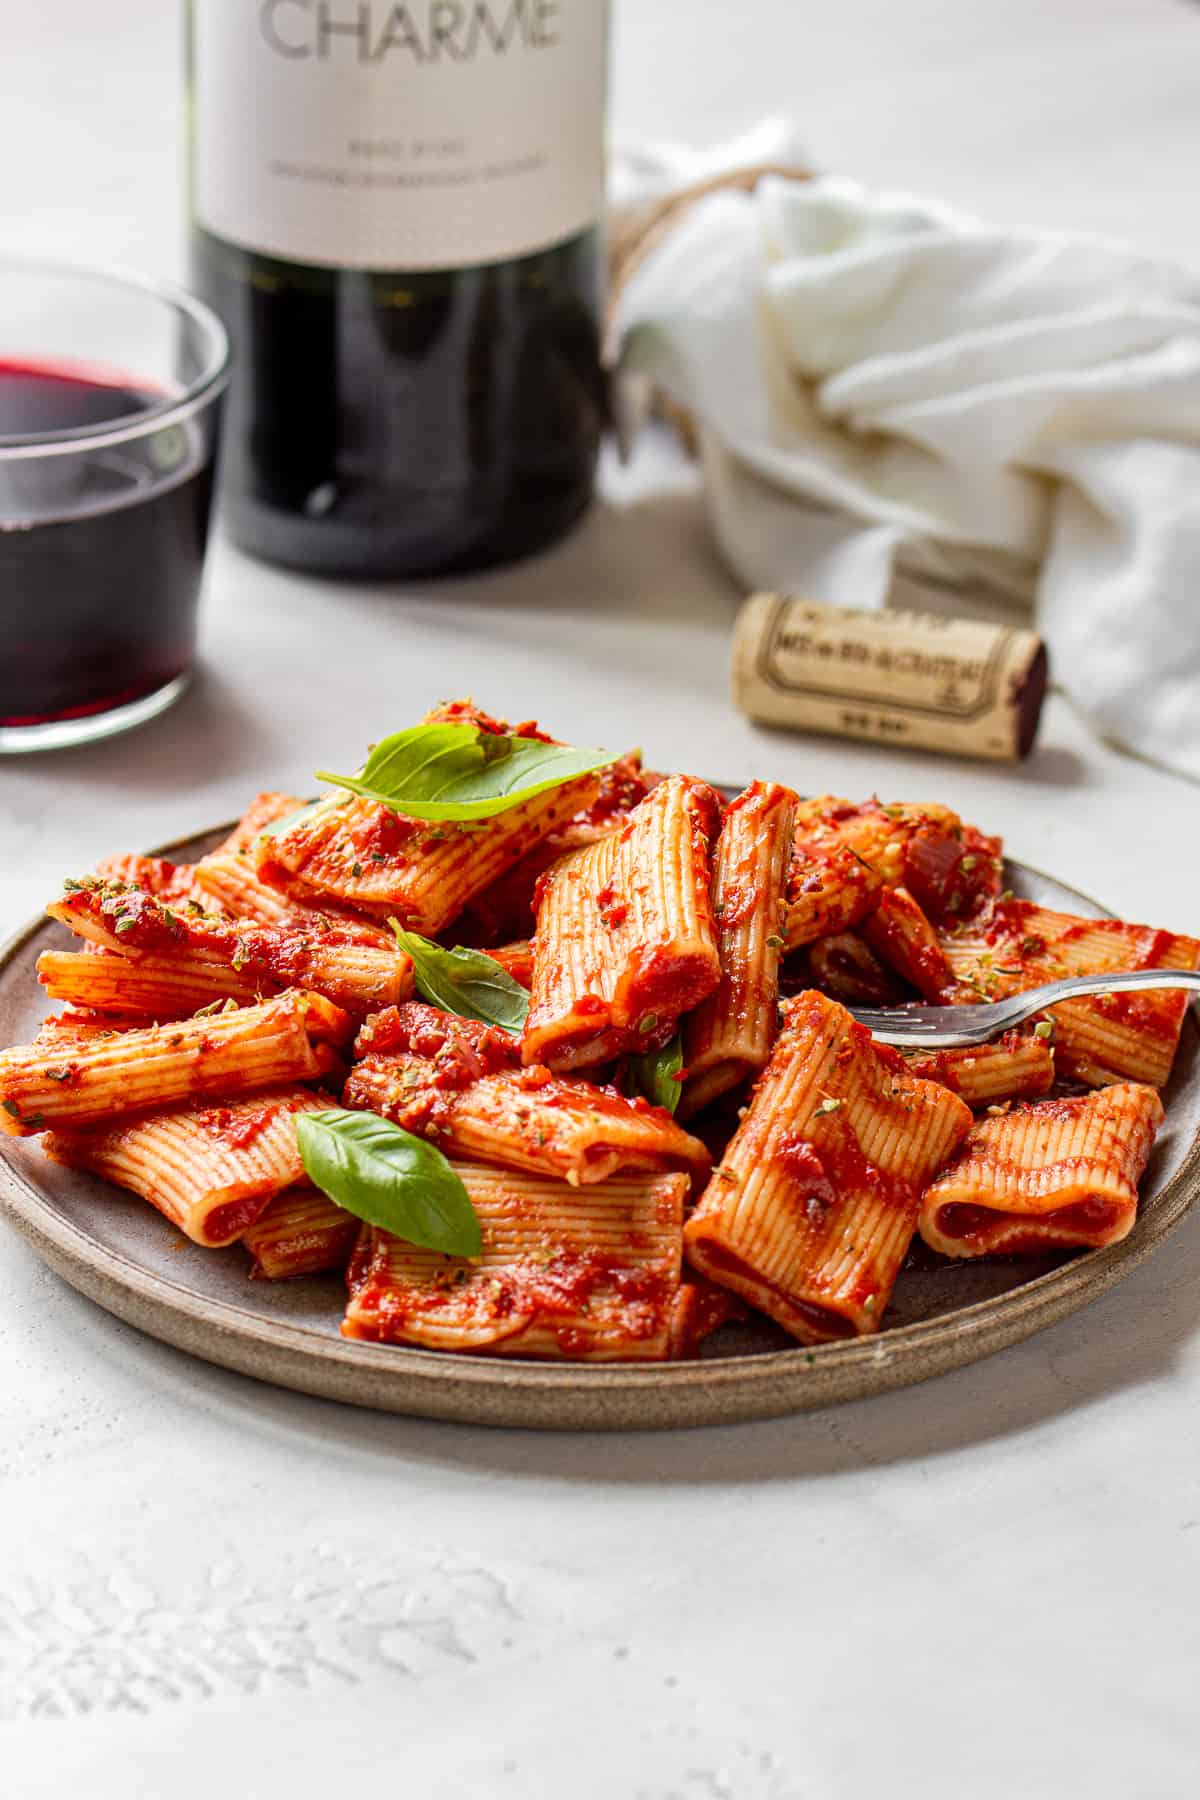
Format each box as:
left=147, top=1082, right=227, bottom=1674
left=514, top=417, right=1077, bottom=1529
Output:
left=0, top=260, right=229, bottom=752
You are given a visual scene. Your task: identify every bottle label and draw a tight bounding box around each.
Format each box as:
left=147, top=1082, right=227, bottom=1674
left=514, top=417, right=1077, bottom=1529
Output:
left=191, top=1, right=609, bottom=270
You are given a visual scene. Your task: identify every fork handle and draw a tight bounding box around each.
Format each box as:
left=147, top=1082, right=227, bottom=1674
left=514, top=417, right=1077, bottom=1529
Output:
left=1024, top=968, right=1200, bottom=1009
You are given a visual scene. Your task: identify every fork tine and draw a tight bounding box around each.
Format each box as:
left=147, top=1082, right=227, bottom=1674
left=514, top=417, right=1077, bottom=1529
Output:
left=844, top=995, right=1014, bottom=1047
left=846, top=967, right=1200, bottom=1049
left=848, top=1009, right=913, bottom=1034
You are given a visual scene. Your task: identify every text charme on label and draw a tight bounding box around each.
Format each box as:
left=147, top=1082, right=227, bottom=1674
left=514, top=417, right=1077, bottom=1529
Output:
left=260, top=0, right=564, bottom=64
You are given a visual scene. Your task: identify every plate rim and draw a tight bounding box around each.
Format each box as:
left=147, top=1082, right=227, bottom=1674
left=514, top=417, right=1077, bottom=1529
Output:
left=1, top=820, right=1197, bottom=1432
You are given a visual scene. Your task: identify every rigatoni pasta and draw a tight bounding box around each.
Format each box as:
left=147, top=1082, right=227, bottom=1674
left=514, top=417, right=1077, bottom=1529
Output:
left=486, top=940, right=534, bottom=988
left=37, top=949, right=266, bottom=1019
left=343, top=1164, right=686, bottom=1360
left=93, top=853, right=210, bottom=910
left=256, top=783, right=605, bottom=935
left=784, top=797, right=1000, bottom=948
left=666, top=1279, right=749, bottom=1360
left=523, top=775, right=722, bottom=1070
left=193, top=850, right=394, bottom=945
left=43, top=1087, right=332, bottom=1247
left=1, top=695, right=1192, bottom=1374
left=681, top=781, right=797, bottom=1117
left=47, top=881, right=412, bottom=1019
left=453, top=751, right=659, bottom=946
left=347, top=1003, right=711, bottom=1188
left=243, top=1186, right=359, bottom=1279
left=900, top=1031, right=1056, bottom=1107
left=920, top=1084, right=1164, bottom=1256
left=683, top=992, right=973, bottom=1343
left=941, top=900, right=1200, bottom=1087
left=859, top=886, right=964, bottom=1002
left=0, top=991, right=340, bottom=1136
left=213, top=792, right=308, bottom=855
left=254, top=705, right=605, bottom=933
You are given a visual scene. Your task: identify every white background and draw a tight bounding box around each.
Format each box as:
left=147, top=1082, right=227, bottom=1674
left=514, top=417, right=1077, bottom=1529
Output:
left=3, top=3, right=1200, bottom=1794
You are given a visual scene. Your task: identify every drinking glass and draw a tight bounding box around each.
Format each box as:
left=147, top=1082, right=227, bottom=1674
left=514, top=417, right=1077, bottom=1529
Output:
left=0, top=260, right=230, bottom=753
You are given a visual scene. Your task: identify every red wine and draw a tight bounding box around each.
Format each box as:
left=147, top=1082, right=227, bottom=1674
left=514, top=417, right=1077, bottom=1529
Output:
left=188, top=1, right=609, bottom=579
left=0, top=360, right=216, bottom=727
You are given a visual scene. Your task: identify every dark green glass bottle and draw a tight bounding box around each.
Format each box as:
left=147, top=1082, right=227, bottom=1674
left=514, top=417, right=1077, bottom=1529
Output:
left=187, top=2, right=608, bottom=577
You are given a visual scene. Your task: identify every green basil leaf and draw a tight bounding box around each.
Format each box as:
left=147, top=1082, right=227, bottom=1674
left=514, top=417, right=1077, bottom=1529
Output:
left=316, top=723, right=615, bottom=822
left=296, top=1109, right=482, bottom=1257
left=629, top=1034, right=684, bottom=1114
left=391, top=922, right=528, bottom=1034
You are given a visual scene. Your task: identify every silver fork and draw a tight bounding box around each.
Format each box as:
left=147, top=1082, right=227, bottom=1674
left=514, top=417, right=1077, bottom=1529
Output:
left=848, top=969, right=1200, bottom=1049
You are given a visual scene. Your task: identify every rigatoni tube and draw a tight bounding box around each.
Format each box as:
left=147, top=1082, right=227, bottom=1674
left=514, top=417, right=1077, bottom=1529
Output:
left=349, top=1003, right=709, bottom=1188
left=919, top=1082, right=1163, bottom=1256
left=242, top=1186, right=359, bottom=1278
left=344, top=1164, right=687, bottom=1361
left=42, top=1085, right=332, bottom=1246
left=683, top=991, right=972, bottom=1343
left=523, top=775, right=722, bottom=1071
left=681, top=781, right=797, bottom=1116
left=0, top=991, right=340, bottom=1136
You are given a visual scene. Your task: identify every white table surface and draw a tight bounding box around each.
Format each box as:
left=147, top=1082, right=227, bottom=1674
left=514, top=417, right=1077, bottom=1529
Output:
left=4, top=3, right=1200, bottom=1793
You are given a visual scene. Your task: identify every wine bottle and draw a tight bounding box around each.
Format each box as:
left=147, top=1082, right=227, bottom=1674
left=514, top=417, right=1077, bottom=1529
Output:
left=186, top=1, right=609, bottom=578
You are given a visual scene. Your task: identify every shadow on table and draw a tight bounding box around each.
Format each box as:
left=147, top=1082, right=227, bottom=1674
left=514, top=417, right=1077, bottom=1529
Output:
left=1, top=660, right=285, bottom=804
left=176, top=1192, right=1200, bottom=1489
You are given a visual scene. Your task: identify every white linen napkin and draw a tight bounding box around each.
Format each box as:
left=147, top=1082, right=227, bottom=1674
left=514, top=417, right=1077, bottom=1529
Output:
left=611, top=134, right=1200, bottom=779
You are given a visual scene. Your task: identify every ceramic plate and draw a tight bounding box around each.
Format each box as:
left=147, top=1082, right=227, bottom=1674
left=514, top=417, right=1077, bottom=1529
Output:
left=0, top=824, right=1197, bottom=1431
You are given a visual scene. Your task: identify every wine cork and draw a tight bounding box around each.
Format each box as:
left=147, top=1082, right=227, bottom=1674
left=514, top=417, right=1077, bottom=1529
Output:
left=733, top=594, right=1048, bottom=762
